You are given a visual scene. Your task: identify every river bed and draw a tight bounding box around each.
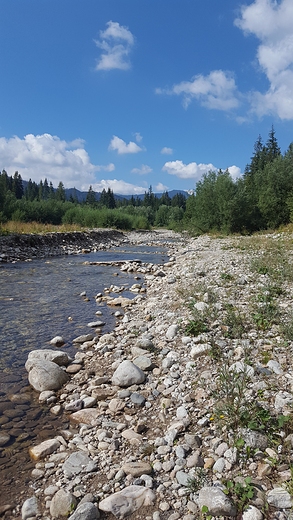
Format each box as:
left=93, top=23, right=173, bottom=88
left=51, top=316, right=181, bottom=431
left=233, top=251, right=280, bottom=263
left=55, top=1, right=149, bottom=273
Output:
left=0, top=243, right=168, bottom=507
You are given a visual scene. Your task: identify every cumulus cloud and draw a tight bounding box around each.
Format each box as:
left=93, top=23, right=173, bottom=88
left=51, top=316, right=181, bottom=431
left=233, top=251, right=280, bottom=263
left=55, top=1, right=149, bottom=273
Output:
left=157, top=70, right=240, bottom=111
left=162, top=160, right=217, bottom=180
left=235, top=0, right=293, bottom=119
left=155, top=182, right=169, bottom=192
left=94, top=21, right=134, bottom=71
left=131, top=164, right=152, bottom=175
left=108, top=135, right=143, bottom=154
left=90, top=179, right=147, bottom=195
left=227, top=165, right=242, bottom=179
left=162, top=160, right=241, bottom=181
left=161, top=147, right=173, bottom=155
left=0, top=133, right=110, bottom=189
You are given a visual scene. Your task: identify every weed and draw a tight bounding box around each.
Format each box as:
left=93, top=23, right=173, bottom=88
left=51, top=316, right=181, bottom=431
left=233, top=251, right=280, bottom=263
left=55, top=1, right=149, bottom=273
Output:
left=223, top=304, right=246, bottom=338
left=185, top=318, right=208, bottom=336
left=208, top=340, right=223, bottom=361
left=187, top=468, right=210, bottom=493
left=283, top=466, right=293, bottom=497
left=220, top=272, right=234, bottom=281
left=223, top=476, right=255, bottom=514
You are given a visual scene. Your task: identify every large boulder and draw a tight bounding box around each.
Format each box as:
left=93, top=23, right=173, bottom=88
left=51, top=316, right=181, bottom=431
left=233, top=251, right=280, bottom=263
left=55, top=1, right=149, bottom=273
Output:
left=27, top=359, right=69, bottom=392
left=25, top=349, right=72, bottom=371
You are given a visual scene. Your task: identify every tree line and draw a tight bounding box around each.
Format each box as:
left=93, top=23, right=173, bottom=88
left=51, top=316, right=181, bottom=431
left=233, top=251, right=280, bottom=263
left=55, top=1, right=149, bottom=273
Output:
left=0, top=172, right=186, bottom=230
left=184, top=126, right=293, bottom=234
left=1, top=126, right=292, bottom=233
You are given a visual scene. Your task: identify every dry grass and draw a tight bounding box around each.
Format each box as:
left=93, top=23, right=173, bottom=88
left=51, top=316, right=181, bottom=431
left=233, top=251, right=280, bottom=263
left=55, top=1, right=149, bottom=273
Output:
left=0, top=221, right=85, bottom=235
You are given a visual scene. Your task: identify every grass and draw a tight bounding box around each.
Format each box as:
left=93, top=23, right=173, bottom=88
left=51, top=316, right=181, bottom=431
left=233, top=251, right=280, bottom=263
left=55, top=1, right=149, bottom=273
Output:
left=0, top=221, right=85, bottom=235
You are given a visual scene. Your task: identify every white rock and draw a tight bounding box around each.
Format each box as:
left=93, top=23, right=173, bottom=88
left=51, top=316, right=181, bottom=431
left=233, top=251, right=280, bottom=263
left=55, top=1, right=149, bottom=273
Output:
left=21, top=496, right=39, bottom=519
left=166, top=324, right=178, bottom=340
left=112, top=360, right=146, bottom=387
left=99, top=485, right=155, bottom=518
left=242, top=505, right=263, bottom=520
left=267, top=487, right=292, bottom=509
left=29, top=438, right=60, bottom=461
left=198, top=487, right=237, bottom=517
left=28, top=360, right=69, bottom=392
left=50, top=489, right=77, bottom=518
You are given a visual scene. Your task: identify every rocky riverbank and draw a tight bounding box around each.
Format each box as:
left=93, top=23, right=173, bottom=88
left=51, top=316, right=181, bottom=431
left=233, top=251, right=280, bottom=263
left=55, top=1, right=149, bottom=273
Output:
left=2, top=230, right=293, bottom=519
left=0, top=229, right=125, bottom=262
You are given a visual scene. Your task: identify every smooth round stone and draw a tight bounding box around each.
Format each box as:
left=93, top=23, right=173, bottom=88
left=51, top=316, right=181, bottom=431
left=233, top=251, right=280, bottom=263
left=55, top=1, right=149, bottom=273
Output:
left=3, top=408, right=24, bottom=419
left=66, top=364, right=82, bottom=374
left=130, top=393, right=146, bottom=406
left=0, top=433, right=10, bottom=447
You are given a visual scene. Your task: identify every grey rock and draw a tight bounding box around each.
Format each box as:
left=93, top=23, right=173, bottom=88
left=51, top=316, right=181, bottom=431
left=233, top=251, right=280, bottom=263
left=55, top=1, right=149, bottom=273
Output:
left=166, top=324, right=178, bottom=340
left=99, top=485, right=155, bottom=518
left=213, top=457, right=226, bottom=473
left=130, top=392, right=146, bottom=406
left=21, top=496, right=39, bottom=520
left=267, top=488, right=293, bottom=509
left=68, top=502, right=99, bottom=520
left=87, top=320, right=105, bottom=328
left=242, top=505, right=263, bottom=520
left=25, top=349, right=71, bottom=370
left=136, top=338, right=155, bottom=350
left=198, top=486, right=237, bottom=517
left=112, top=360, right=146, bottom=387
left=241, top=429, right=268, bottom=450
left=0, top=433, right=10, bottom=447
left=62, top=451, right=97, bottom=478
left=28, top=359, right=69, bottom=392
left=50, top=335, right=65, bottom=347
left=176, top=470, right=190, bottom=486
left=133, top=355, right=154, bottom=371
left=73, top=334, right=94, bottom=343
left=50, top=489, right=77, bottom=518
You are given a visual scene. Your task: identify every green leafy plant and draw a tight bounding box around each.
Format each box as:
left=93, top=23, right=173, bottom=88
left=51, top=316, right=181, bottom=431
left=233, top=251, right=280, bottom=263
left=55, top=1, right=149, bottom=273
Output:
left=223, top=476, right=255, bottom=513
left=185, top=318, right=208, bottom=336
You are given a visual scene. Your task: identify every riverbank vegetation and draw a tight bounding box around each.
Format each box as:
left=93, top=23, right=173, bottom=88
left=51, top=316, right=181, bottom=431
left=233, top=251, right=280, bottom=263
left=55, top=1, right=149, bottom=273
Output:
left=1, top=127, right=293, bottom=235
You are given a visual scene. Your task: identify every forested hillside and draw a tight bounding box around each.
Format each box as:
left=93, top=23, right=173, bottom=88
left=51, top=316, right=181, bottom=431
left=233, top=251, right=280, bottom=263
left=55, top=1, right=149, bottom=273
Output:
left=1, top=127, right=293, bottom=233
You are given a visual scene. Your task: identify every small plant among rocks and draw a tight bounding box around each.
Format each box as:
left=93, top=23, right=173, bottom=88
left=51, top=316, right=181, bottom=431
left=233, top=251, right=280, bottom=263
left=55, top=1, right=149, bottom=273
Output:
left=185, top=318, right=208, bottom=336
left=187, top=468, right=211, bottom=494
left=223, top=476, right=255, bottom=515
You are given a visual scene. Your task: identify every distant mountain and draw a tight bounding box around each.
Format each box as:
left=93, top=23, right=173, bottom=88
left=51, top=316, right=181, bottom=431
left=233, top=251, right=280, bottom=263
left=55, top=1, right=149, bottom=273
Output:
left=63, top=187, right=189, bottom=202
left=21, top=180, right=189, bottom=202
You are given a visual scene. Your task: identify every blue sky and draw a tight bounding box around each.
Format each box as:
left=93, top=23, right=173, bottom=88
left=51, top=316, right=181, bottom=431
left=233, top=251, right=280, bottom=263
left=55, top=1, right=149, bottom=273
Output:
left=1, top=0, right=293, bottom=195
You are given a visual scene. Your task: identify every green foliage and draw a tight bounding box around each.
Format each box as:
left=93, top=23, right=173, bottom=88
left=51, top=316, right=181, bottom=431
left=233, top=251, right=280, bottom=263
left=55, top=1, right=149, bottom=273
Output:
left=187, top=468, right=210, bottom=493
left=185, top=318, right=208, bottom=336
left=224, top=304, right=246, bottom=338
left=223, top=477, right=254, bottom=513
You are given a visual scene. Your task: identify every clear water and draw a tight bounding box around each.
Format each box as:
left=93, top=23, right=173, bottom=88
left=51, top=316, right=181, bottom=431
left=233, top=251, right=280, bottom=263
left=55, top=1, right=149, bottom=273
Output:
left=0, top=244, right=168, bottom=385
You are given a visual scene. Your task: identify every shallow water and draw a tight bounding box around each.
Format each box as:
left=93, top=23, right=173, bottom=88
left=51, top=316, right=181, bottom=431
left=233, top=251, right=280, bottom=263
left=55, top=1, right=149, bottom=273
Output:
left=0, top=244, right=168, bottom=506
left=0, top=244, right=167, bottom=378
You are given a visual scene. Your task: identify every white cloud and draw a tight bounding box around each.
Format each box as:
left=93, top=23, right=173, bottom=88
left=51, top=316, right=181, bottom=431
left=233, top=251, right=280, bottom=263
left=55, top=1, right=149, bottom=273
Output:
left=235, top=0, right=293, bottom=119
left=155, top=182, right=169, bottom=192
left=134, top=132, right=143, bottom=143
left=162, top=160, right=216, bottom=180
left=0, top=134, right=104, bottom=188
left=161, top=147, right=173, bottom=155
left=131, top=164, right=152, bottom=175
left=157, top=70, right=240, bottom=111
left=94, top=21, right=134, bottom=71
left=0, top=133, right=108, bottom=189
left=227, top=165, right=242, bottom=180
left=90, top=179, right=147, bottom=195
left=162, top=160, right=241, bottom=181
left=108, top=135, right=143, bottom=154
